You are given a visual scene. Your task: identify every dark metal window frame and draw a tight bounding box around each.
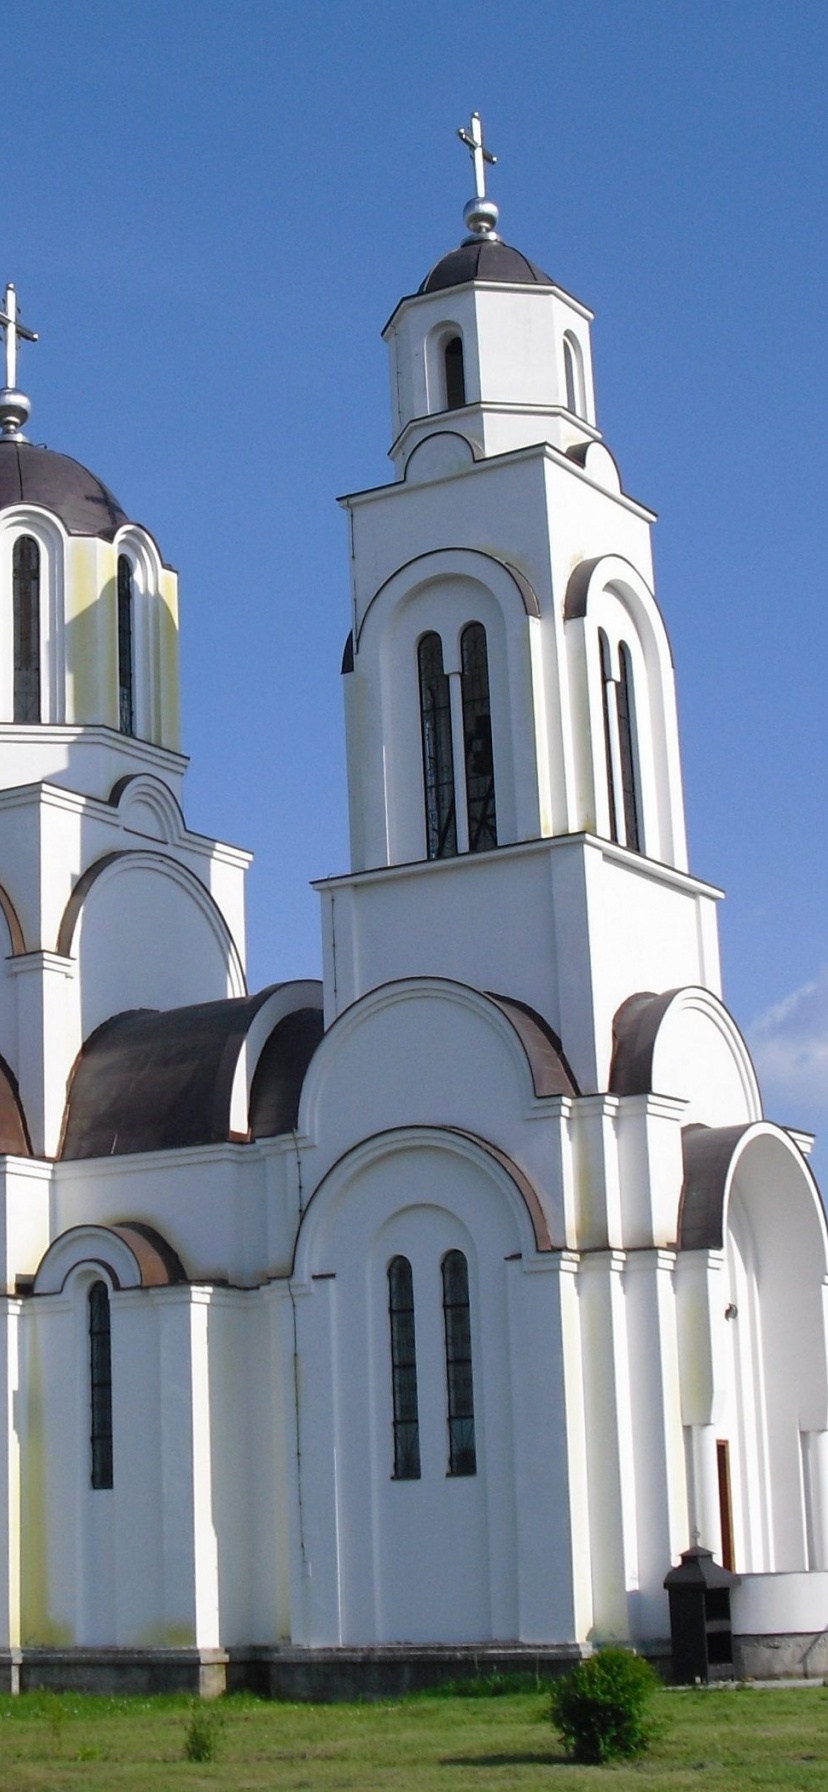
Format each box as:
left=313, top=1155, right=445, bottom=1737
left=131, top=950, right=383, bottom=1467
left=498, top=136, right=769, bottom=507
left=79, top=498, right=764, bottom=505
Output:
left=460, top=621, right=497, bottom=852
left=117, top=554, right=135, bottom=736
left=89, top=1279, right=114, bottom=1490
left=441, top=1250, right=477, bottom=1477
left=418, top=631, right=457, bottom=860
left=13, top=535, right=41, bottom=724
left=388, top=1255, right=421, bottom=1480
left=617, top=641, right=642, bottom=852
left=598, top=627, right=618, bottom=844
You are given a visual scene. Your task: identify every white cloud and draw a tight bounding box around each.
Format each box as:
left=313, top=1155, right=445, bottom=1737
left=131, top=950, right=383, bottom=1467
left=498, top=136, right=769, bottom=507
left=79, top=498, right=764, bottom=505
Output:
left=748, top=964, right=828, bottom=1117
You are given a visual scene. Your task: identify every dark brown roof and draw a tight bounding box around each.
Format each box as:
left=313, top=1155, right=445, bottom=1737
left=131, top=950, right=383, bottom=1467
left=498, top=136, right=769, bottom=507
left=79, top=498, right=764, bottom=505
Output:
left=0, top=440, right=128, bottom=537
left=61, top=987, right=323, bottom=1160
left=677, top=1123, right=753, bottom=1251
left=0, top=1055, right=31, bottom=1156
left=418, top=238, right=554, bottom=295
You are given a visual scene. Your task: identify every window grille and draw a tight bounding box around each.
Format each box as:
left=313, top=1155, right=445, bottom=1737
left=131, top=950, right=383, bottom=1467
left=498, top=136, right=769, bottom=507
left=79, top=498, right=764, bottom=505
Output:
left=89, top=1280, right=113, bottom=1490
left=460, top=622, right=497, bottom=851
left=444, top=336, right=466, bottom=410
left=418, top=632, right=457, bottom=859
left=617, top=643, right=641, bottom=851
left=13, top=535, right=40, bottom=723
left=388, top=1256, right=421, bottom=1479
left=117, top=555, right=135, bottom=736
left=441, top=1250, right=476, bottom=1476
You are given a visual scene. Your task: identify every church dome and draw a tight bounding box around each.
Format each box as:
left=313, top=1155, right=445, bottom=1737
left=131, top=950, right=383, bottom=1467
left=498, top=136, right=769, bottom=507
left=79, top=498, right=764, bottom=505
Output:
left=419, top=237, right=554, bottom=295
left=0, top=439, right=128, bottom=538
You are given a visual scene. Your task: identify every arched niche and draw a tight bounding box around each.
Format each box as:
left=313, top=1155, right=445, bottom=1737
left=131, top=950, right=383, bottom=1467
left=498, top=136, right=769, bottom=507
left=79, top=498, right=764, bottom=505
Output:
left=112, top=524, right=180, bottom=751
left=57, top=849, right=246, bottom=1037
left=352, top=548, right=542, bottom=865
left=0, top=508, right=67, bottom=725
left=564, top=554, right=687, bottom=869
left=679, top=1122, right=828, bottom=1575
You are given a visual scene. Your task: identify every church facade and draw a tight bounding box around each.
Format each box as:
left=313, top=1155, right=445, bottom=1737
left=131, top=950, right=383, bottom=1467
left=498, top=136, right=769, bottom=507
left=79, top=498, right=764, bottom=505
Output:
left=0, top=127, right=825, bottom=1693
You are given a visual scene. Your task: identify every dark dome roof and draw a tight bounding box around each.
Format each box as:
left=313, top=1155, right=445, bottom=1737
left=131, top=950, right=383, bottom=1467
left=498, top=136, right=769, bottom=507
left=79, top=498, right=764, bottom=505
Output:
left=419, top=237, right=554, bottom=295
left=0, top=440, right=128, bottom=537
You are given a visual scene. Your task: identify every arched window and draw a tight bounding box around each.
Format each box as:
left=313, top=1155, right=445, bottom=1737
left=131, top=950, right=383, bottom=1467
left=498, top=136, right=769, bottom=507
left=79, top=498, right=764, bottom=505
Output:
left=461, top=622, right=497, bottom=851
left=598, top=628, right=618, bottom=845
left=117, top=555, right=135, bottom=736
left=444, top=336, right=466, bottom=411
left=13, top=535, right=40, bottom=723
left=89, top=1280, right=113, bottom=1490
left=388, top=1256, right=421, bottom=1479
left=563, top=332, right=584, bottom=418
left=617, top=643, right=641, bottom=852
left=441, top=1250, right=476, bottom=1476
left=418, top=632, right=457, bottom=859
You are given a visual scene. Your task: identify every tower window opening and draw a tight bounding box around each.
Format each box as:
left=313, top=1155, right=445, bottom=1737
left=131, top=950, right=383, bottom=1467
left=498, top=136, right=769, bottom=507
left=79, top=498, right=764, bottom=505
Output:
left=442, top=1250, right=476, bottom=1476
left=89, top=1280, right=113, bottom=1490
left=13, top=535, right=40, bottom=723
left=444, top=335, right=466, bottom=411
left=617, top=642, right=642, bottom=851
left=598, top=628, right=618, bottom=845
left=461, top=622, right=497, bottom=851
left=388, top=1256, right=421, bottom=1479
left=418, top=631, right=457, bottom=859
left=563, top=332, right=585, bottom=419
left=117, top=555, right=135, bottom=736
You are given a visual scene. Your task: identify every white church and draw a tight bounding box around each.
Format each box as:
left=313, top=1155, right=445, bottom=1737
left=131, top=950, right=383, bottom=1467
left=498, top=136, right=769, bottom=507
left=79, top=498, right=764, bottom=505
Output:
left=0, top=117, right=824, bottom=1695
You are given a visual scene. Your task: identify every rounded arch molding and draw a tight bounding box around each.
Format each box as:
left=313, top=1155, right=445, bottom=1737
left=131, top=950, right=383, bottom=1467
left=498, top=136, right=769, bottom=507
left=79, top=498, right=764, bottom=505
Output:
left=291, top=1122, right=553, bottom=1282
left=678, top=1119, right=828, bottom=1263
left=611, top=986, right=762, bottom=1122
left=55, top=848, right=246, bottom=994
left=355, top=546, right=540, bottom=653
left=564, top=552, right=673, bottom=663
left=34, top=1221, right=187, bottom=1296
left=0, top=880, right=26, bottom=956
left=298, top=975, right=577, bottom=1144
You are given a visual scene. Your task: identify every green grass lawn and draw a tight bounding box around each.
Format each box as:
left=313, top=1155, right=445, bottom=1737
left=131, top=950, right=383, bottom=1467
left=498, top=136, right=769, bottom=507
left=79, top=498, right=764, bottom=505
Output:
left=0, top=1683, right=825, bottom=1790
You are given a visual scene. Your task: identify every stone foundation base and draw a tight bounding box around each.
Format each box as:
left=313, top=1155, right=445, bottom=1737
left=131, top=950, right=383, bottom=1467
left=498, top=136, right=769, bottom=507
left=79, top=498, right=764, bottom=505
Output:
left=0, top=1636, right=821, bottom=1698
left=227, top=1642, right=591, bottom=1701
left=13, top=1649, right=229, bottom=1699
left=733, top=1633, right=828, bottom=1681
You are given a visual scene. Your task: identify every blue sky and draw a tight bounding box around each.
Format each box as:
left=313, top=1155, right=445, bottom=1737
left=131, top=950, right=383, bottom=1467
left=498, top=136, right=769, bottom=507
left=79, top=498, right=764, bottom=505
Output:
left=4, top=2, right=828, bottom=1168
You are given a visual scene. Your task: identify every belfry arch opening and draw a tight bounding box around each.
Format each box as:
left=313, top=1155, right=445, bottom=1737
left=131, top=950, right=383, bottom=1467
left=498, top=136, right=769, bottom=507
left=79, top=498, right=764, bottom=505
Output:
left=443, top=335, right=466, bottom=411
left=13, top=535, right=40, bottom=723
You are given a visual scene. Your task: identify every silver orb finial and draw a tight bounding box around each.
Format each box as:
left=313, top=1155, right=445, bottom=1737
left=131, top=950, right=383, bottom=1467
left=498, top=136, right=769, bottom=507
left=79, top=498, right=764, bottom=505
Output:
left=457, top=111, right=500, bottom=240
left=0, top=283, right=38, bottom=442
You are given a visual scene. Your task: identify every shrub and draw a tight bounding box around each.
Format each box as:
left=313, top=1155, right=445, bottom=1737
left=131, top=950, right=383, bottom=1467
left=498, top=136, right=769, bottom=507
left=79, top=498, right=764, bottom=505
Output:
left=183, top=1700, right=223, bottom=1763
left=548, top=1647, right=658, bottom=1764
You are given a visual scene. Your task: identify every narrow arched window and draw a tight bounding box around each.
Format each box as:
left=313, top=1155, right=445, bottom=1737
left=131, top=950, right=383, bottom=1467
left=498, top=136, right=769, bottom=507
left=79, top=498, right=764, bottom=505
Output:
left=89, top=1280, right=113, bottom=1490
left=461, top=622, right=497, bottom=852
left=444, top=336, right=466, bottom=410
left=563, top=333, right=584, bottom=418
left=388, top=1256, right=420, bottom=1479
left=442, top=1250, right=476, bottom=1476
left=117, top=555, right=135, bottom=736
left=617, top=642, right=641, bottom=851
left=418, top=632, right=457, bottom=860
left=13, top=535, right=40, bottom=723
left=598, top=628, right=618, bottom=845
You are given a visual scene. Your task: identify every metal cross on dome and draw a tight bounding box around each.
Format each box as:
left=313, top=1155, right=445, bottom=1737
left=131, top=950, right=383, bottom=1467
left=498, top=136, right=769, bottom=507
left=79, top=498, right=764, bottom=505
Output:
left=0, top=284, right=37, bottom=393
left=457, top=111, right=497, bottom=201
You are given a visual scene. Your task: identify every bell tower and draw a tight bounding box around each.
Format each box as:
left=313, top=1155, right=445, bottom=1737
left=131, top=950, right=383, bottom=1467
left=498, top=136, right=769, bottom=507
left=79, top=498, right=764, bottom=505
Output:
left=318, top=120, right=723, bottom=1093
left=0, top=287, right=249, bottom=1156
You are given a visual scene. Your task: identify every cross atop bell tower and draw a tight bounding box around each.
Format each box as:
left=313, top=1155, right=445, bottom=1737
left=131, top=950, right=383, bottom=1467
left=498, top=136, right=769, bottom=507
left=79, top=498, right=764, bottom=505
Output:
left=0, top=282, right=38, bottom=442
left=456, top=111, right=500, bottom=240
